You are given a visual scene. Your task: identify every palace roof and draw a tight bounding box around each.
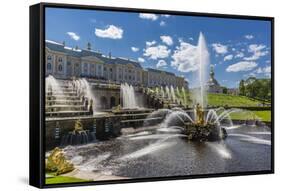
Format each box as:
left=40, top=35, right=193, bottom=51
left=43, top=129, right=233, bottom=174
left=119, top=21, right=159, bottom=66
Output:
left=146, top=68, right=175, bottom=76
left=45, top=40, right=142, bottom=68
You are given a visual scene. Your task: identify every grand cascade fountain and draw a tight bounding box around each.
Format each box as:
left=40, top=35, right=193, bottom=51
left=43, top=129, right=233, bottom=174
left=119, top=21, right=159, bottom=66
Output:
left=45, top=33, right=271, bottom=180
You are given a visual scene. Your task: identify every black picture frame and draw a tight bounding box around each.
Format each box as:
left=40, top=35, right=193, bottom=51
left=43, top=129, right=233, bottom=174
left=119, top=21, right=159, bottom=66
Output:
left=30, top=2, right=274, bottom=188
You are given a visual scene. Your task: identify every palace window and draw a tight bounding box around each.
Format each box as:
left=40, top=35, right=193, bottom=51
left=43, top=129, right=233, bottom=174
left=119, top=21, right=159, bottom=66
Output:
left=58, top=64, right=63, bottom=71
left=58, top=57, right=63, bottom=62
left=67, top=61, right=71, bottom=66
left=47, top=63, right=52, bottom=70
left=47, top=55, right=52, bottom=60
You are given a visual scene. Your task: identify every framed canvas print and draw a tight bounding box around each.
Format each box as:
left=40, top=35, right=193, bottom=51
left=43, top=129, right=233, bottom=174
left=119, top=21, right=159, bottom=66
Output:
left=29, top=2, right=274, bottom=188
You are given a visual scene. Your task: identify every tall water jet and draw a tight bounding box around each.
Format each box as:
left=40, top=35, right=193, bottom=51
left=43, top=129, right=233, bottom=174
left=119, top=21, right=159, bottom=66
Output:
left=155, top=87, right=159, bottom=97
left=170, top=86, right=176, bottom=103
left=160, top=86, right=165, bottom=98
left=79, top=79, right=95, bottom=102
left=176, top=87, right=180, bottom=97
left=195, top=32, right=209, bottom=108
left=165, top=86, right=171, bottom=100
left=121, top=83, right=138, bottom=109
left=72, top=78, right=96, bottom=113
left=46, top=75, right=64, bottom=95
left=181, top=87, right=187, bottom=106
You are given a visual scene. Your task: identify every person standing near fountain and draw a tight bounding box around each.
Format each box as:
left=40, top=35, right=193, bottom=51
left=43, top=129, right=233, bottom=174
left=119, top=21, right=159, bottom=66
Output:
left=89, top=99, right=94, bottom=115
left=84, top=98, right=88, bottom=111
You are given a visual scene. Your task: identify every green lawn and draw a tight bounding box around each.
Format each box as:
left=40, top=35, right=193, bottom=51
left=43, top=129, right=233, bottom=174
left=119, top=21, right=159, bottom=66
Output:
left=46, top=175, right=89, bottom=184
left=175, top=91, right=269, bottom=107
left=229, top=110, right=271, bottom=122
left=207, top=93, right=267, bottom=107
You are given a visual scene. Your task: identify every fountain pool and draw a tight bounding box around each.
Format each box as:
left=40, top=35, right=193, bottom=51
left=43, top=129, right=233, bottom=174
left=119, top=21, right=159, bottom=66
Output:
left=60, top=122, right=271, bottom=179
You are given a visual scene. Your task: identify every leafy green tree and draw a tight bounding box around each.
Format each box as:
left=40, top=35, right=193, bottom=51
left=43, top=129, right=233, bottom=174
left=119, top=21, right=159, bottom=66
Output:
left=222, top=87, right=228, bottom=94
left=242, top=77, right=271, bottom=101
left=239, top=80, right=245, bottom=96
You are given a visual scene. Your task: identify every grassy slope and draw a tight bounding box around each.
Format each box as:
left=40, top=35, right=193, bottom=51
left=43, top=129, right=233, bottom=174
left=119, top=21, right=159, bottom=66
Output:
left=207, top=93, right=264, bottom=107
left=177, top=92, right=271, bottom=122
left=177, top=92, right=268, bottom=107
left=46, top=175, right=89, bottom=184
left=229, top=110, right=271, bottom=122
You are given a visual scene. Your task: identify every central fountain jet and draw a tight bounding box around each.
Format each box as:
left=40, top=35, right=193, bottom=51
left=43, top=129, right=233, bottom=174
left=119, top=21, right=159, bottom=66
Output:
left=183, top=32, right=227, bottom=141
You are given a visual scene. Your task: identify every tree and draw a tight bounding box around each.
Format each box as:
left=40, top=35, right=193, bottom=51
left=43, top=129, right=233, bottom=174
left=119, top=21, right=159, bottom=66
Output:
left=239, top=80, right=245, bottom=96
left=242, top=77, right=271, bottom=101
left=222, top=87, right=228, bottom=94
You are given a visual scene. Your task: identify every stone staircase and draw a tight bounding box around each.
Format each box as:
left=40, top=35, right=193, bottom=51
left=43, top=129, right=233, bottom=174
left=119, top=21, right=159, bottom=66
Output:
left=45, top=80, right=92, bottom=118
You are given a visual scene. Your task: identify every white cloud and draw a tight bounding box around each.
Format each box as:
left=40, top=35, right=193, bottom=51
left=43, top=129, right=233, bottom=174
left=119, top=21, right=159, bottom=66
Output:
left=249, top=44, right=266, bottom=52
left=138, top=57, right=145, bottom=63
left=189, top=37, right=194, bottom=41
left=263, top=66, right=271, bottom=75
left=160, top=35, right=173, bottom=46
left=143, top=45, right=171, bottom=60
left=66, top=32, right=80, bottom=41
left=243, top=44, right=269, bottom=61
left=161, top=14, right=171, bottom=18
left=139, top=13, right=158, bottom=21
left=244, top=34, right=254, bottom=40
left=156, top=60, right=167, bottom=68
left=160, top=21, right=166, bottom=26
left=248, top=66, right=271, bottom=77
left=95, top=25, right=123, bottom=39
left=235, top=52, right=244, bottom=58
left=131, top=47, right=139, bottom=52
left=146, top=40, right=157, bottom=47
left=171, top=41, right=199, bottom=72
left=226, top=61, right=257, bottom=72
left=224, top=54, right=233, bottom=61
left=211, top=43, right=228, bottom=54
left=256, top=66, right=271, bottom=75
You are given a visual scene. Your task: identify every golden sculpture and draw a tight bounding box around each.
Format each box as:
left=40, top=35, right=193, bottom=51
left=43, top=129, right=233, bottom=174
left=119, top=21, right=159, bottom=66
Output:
left=195, top=103, right=205, bottom=125
left=114, top=104, right=121, bottom=112
left=45, top=147, right=74, bottom=175
left=74, top=119, right=83, bottom=133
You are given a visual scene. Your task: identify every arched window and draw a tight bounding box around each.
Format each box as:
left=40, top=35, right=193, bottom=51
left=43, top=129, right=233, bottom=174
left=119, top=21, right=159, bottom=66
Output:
left=47, top=55, right=52, bottom=60
left=58, top=64, right=63, bottom=71
left=47, top=63, right=52, bottom=70
left=58, top=57, right=63, bottom=62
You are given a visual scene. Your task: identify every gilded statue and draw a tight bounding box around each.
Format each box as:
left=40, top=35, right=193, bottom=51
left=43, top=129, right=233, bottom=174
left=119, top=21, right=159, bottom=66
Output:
left=74, top=119, right=83, bottom=133
left=195, top=103, right=205, bottom=125
left=45, top=147, right=74, bottom=175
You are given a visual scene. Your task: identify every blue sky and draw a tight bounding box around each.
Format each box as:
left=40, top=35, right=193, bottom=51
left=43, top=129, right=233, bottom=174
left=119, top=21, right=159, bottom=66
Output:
left=45, top=7, right=271, bottom=88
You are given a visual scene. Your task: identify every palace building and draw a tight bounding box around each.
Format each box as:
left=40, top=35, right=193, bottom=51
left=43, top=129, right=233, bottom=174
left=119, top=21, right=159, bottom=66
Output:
left=45, top=40, right=187, bottom=88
